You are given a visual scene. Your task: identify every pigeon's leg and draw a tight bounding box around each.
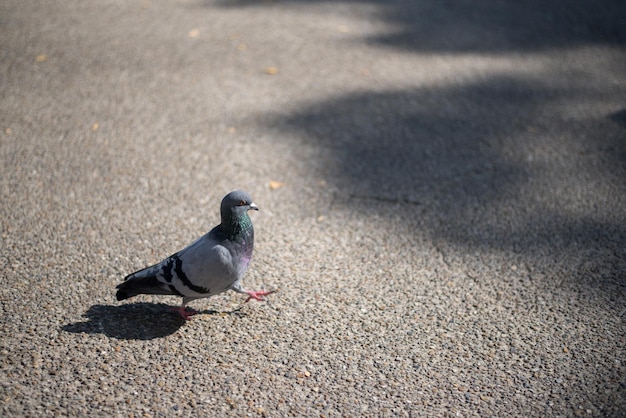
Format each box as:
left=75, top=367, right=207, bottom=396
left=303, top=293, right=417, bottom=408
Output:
left=244, top=289, right=277, bottom=303
left=169, top=305, right=197, bottom=320
left=169, top=297, right=198, bottom=320
left=231, top=283, right=277, bottom=303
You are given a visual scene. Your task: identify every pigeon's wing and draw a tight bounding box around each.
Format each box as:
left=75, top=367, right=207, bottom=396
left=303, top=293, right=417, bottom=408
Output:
left=170, top=235, right=238, bottom=297
left=115, top=259, right=179, bottom=301
left=116, top=233, right=235, bottom=301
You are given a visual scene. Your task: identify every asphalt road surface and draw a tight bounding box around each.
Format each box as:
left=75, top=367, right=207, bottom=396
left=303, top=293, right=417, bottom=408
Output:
left=1, top=0, right=625, bottom=416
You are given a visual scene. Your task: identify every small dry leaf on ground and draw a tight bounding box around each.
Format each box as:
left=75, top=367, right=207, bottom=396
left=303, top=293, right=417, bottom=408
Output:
left=36, top=54, right=47, bottom=62
left=269, top=181, right=284, bottom=190
left=264, top=67, right=278, bottom=75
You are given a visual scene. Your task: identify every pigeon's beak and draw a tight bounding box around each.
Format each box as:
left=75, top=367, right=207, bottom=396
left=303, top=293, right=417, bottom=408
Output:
left=249, top=202, right=259, bottom=211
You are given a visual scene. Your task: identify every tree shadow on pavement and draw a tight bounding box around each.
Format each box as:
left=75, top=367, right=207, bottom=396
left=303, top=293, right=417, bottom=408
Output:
left=61, top=303, right=245, bottom=340
left=210, top=0, right=626, bottom=290
left=215, top=0, right=626, bottom=52
left=263, top=75, right=626, bottom=288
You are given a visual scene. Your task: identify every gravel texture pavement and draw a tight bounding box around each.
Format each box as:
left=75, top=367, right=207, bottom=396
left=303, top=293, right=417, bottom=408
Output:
left=1, top=0, right=625, bottom=416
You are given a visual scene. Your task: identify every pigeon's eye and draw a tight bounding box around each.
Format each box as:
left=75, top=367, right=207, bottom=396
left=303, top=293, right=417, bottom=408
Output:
left=239, top=200, right=246, bottom=206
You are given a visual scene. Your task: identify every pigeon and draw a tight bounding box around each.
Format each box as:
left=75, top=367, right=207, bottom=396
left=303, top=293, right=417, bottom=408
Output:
left=116, top=190, right=274, bottom=320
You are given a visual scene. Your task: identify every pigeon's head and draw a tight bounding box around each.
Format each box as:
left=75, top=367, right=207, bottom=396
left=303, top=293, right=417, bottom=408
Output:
left=221, top=190, right=258, bottom=219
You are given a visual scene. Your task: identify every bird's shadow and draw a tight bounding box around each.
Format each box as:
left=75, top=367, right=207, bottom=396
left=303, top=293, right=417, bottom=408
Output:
left=61, top=303, right=246, bottom=340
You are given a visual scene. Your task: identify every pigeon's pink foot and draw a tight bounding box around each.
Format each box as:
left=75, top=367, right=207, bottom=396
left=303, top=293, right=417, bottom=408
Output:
left=169, top=306, right=197, bottom=320
left=244, top=289, right=277, bottom=303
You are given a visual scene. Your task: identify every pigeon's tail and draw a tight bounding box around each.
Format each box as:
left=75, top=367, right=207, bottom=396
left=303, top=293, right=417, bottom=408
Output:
left=116, top=270, right=179, bottom=301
